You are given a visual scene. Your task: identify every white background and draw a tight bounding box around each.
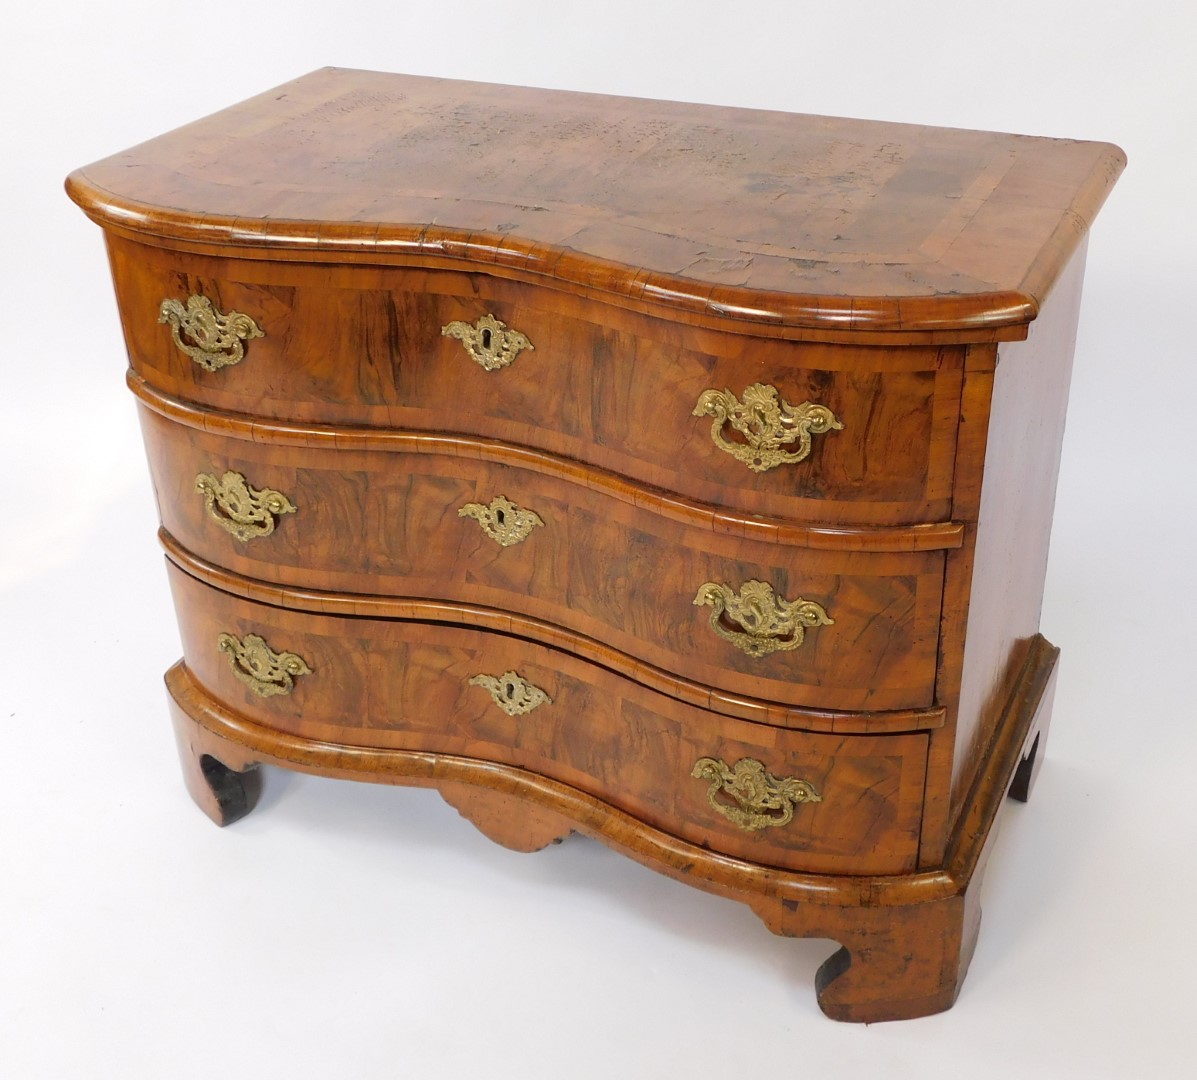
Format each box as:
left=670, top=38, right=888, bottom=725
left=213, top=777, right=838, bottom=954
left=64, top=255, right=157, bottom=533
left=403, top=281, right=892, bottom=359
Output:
left=3, top=2, right=1195, bottom=1076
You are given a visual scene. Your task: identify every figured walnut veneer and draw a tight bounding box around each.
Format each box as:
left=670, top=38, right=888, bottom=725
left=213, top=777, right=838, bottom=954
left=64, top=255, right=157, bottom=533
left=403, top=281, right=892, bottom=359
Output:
left=67, top=68, right=1122, bottom=1023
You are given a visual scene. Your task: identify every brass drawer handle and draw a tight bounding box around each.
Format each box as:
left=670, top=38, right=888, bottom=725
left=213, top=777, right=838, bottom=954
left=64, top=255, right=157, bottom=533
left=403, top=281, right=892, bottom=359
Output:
left=469, top=670, right=551, bottom=715
left=693, top=579, right=832, bottom=657
left=196, top=470, right=296, bottom=542
left=459, top=495, right=544, bottom=547
left=442, top=313, right=533, bottom=371
left=692, top=756, right=822, bottom=831
left=159, top=294, right=264, bottom=371
left=693, top=383, right=842, bottom=472
left=217, top=632, right=311, bottom=697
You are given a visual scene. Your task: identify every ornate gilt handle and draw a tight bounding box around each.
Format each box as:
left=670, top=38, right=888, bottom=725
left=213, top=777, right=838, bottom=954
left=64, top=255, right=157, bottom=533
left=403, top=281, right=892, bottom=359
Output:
left=217, top=633, right=311, bottom=697
left=469, top=670, right=551, bottom=715
left=442, top=313, right=533, bottom=371
left=196, top=470, right=296, bottom=542
left=459, top=495, right=544, bottom=547
left=693, top=383, right=842, bottom=472
left=692, top=756, right=822, bottom=831
left=159, top=294, right=264, bottom=371
left=693, top=579, right=832, bottom=658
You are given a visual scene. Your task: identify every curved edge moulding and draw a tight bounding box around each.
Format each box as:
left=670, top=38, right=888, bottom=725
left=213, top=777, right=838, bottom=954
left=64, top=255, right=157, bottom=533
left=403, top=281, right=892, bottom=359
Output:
left=129, top=373, right=965, bottom=554
left=167, top=631, right=1059, bottom=1023
left=65, top=69, right=1124, bottom=340
left=162, top=533, right=945, bottom=737
left=166, top=556, right=934, bottom=877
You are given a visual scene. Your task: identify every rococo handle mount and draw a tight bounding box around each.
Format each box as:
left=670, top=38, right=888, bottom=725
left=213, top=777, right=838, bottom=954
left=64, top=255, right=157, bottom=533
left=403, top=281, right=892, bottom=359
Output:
left=195, top=470, right=297, bottom=542
left=159, top=294, right=264, bottom=371
left=216, top=633, right=311, bottom=698
left=694, top=579, right=834, bottom=657
left=692, top=756, right=823, bottom=831
left=694, top=383, right=843, bottom=472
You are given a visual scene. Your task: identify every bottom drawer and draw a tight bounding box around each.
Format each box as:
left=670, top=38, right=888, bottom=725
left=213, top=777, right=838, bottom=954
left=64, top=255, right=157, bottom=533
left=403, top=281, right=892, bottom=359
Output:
left=167, top=561, right=929, bottom=875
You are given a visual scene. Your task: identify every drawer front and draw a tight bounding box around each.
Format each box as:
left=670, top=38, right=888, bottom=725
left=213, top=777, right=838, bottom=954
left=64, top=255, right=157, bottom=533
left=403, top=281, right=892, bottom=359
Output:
left=142, top=406, right=945, bottom=712
left=110, top=236, right=963, bottom=526
left=168, top=562, right=929, bottom=875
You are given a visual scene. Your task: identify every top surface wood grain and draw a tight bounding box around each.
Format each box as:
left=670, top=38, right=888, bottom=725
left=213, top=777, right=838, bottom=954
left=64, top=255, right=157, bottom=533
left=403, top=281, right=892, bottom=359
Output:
left=66, top=67, right=1124, bottom=334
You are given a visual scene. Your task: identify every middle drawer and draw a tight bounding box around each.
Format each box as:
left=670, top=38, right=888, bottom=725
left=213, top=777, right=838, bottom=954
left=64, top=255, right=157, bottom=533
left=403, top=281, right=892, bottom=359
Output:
left=140, top=404, right=945, bottom=712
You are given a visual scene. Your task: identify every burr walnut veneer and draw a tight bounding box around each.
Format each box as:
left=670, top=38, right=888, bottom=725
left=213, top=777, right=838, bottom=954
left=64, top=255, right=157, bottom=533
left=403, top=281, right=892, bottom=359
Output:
left=67, top=69, right=1123, bottom=1022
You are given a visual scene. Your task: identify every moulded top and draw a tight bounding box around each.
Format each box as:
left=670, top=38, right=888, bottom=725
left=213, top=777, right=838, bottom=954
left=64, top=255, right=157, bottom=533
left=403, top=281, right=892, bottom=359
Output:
left=66, top=67, right=1125, bottom=338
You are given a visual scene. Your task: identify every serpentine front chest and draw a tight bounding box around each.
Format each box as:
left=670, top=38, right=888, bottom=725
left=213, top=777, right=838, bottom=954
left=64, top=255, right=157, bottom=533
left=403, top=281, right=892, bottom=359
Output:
left=66, top=68, right=1124, bottom=1021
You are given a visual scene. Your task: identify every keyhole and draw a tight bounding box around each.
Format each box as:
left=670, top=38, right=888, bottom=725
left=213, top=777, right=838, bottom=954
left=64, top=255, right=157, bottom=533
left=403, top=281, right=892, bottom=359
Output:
left=495, top=508, right=506, bottom=525
left=504, top=681, right=516, bottom=700
left=481, top=328, right=493, bottom=350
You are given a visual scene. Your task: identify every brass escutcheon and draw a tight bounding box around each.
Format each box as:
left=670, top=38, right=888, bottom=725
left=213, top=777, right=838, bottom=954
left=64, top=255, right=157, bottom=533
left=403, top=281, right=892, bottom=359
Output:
left=693, top=579, right=832, bottom=657
left=469, top=670, right=551, bottom=716
left=217, top=632, right=311, bottom=697
left=159, top=294, right=264, bottom=371
left=441, top=313, right=534, bottom=371
left=458, top=495, right=544, bottom=547
left=195, top=470, right=296, bottom=542
left=692, top=383, right=842, bottom=472
left=692, top=756, right=822, bottom=831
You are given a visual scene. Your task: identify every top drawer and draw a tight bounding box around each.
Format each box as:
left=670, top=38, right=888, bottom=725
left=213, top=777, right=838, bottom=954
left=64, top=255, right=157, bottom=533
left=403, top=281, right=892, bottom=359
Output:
left=107, top=236, right=963, bottom=526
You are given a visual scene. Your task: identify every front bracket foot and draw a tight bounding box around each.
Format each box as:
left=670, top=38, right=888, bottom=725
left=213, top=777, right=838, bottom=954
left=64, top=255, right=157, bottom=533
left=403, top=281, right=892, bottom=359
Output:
left=169, top=677, right=261, bottom=826
left=753, top=890, right=981, bottom=1023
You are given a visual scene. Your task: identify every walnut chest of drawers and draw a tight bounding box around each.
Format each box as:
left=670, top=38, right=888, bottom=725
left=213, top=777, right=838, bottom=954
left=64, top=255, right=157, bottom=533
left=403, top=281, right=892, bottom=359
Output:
left=66, top=68, right=1124, bottom=1022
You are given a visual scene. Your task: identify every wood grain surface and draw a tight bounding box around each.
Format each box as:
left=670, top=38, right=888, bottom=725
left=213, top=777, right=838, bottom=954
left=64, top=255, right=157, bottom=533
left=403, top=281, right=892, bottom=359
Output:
left=166, top=632, right=1060, bottom=1022
left=163, top=533, right=946, bottom=738
left=947, top=244, right=1088, bottom=814
left=66, top=68, right=1124, bottom=338
left=142, top=404, right=946, bottom=712
left=167, top=560, right=929, bottom=875
left=111, top=235, right=965, bottom=525
left=130, top=372, right=964, bottom=553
